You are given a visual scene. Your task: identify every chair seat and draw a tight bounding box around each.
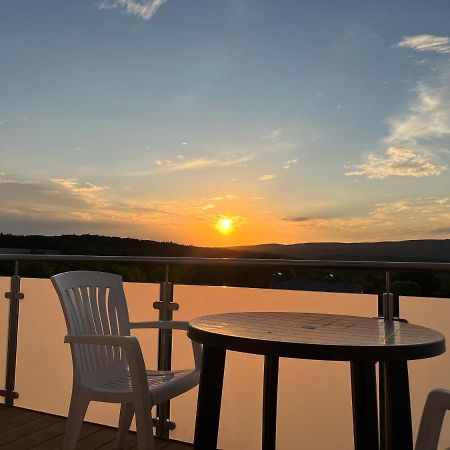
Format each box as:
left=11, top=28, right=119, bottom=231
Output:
left=88, top=369, right=200, bottom=404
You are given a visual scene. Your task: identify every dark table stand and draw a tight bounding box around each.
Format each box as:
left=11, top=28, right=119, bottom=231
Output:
left=188, top=312, right=445, bottom=450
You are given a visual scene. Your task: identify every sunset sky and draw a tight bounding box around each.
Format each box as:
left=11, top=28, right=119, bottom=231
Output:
left=1, top=0, right=449, bottom=246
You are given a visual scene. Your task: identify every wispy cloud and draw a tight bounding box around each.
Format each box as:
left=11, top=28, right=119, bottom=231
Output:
left=283, top=158, right=298, bottom=170
left=98, top=0, right=168, bottom=21
left=51, top=178, right=106, bottom=194
left=133, top=153, right=256, bottom=175
left=397, top=34, right=450, bottom=54
left=0, top=175, right=209, bottom=239
left=200, top=203, right=216, bottom=211
left=348, top=38, right=450, bottom=179
left=432, top=227, right=450, bottom=235
left=263, top=128, right=283, bottom=139
left=155, top=158, right=218, bottom=172
left=283, top=216, right=311, bottom=222
left=386, top=84, right=450, bottom=144
left=284, top=197, right=450, bottom=241
left=0, top=176, right=172, bottom=223
left=259, top=174, right=275, bottom=181
left=346, top=146, right=447, bottom=179
left=210, top=194, right=236, bottom=200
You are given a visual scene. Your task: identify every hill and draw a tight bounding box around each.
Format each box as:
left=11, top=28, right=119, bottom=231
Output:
left=0, top=234, right=449, bottom=296
left=231, top=240, right=450, bottom=262
left=0, top=233, right=264, bottom=258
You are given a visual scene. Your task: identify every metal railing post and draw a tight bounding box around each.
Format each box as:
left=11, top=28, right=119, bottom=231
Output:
left=153, top=265, right=178, bottom=438
left=379, top=271, right=393, bottom=450
left=1, top=261, right=23, bottom=406
left=382, top=271, right=394, bottom=322
left=379, top=270, right=403, bottom=450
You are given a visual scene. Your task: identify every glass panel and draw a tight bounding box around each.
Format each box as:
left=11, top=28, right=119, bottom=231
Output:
left=6, top=276, right=450, bottom=449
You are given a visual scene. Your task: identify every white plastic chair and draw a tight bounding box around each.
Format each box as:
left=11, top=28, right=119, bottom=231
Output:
left=51, top=270, right=201, bottom=450
left=415, top=389, right=450, bottom=450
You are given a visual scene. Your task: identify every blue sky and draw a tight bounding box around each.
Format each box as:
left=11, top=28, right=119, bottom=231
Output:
left=1, top=0, right=449, bottom=245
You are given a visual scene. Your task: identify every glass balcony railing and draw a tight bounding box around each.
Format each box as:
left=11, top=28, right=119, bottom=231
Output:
left=1, top=255, right=450, bottom=449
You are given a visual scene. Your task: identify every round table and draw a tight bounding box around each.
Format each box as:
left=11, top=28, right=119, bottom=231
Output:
left=188, top=312, right=445, bottom=450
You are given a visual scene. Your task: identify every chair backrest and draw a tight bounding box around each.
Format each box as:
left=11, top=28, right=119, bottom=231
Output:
left=51, top=271, right=131, bottom=380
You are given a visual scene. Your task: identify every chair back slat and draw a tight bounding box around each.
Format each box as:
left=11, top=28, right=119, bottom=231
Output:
left=67, top=287, right=92, bottom=372
left=88, top=285, right=108, bottom=366
left=83, top=285, right=106, bottom=368
left=107, top=289, right=121, bottom=362
left=51, top=271, right=131, bottom=381
left=98, top=286, right=115, bottom=363
left=76, top=286, right=97, bottom=371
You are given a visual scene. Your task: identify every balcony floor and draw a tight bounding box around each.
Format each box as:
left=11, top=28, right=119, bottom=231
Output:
left=0, top=404, right=193, bottom=449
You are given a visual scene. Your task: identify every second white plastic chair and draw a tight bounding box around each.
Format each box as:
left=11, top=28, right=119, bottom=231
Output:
left=415, top=388, right=450, bottom=450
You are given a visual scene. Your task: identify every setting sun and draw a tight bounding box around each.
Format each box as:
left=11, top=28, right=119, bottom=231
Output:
left=215, top=217, right=233, bottom=235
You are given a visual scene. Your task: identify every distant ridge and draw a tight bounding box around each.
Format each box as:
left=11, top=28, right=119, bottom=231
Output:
left=1, top=234, right=449, bottom=296
left=0, top=233, right=449, bottom=262
left=0, top=233, right=270, bottom=259
left=231, top=240, right=450, bottom=262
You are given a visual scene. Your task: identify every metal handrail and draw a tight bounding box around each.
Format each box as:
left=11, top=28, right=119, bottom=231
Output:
left=1, top=252, right=450, bottom=441
left=0, top=253, right=450, bottom=271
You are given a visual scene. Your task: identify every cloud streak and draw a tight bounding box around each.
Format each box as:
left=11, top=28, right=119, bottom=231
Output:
left=285, top=197, right=450, bottom=241
left=263, top=128, right=283, bottom=139
left=346, top=146, right=447, bottom=179
left=98, top=0, right=168, bottom=21
left=348, top=37, right=450, bottom=179
left=259, top=174, right=275, bottom=181
left=283, top=216, right=311, bottom=222
left=132, top=153, right=256, bottom=175
left=386, top=84, right=450, bottom=144
left=283, top=159, right=298, bottom=170
left=397, top=34, right=450, bottom=54
left=0, top=177, right=173, bottom=226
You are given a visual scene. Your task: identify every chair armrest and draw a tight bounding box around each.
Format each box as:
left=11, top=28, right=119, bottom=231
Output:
left=64, top=335, right=149, bottom=400
left=129, top=320, right=188, bottom=330
left=415, top=389, right=450, bottom=450
left=129, top=321, right=202, bottom=371
left=65, top=334, right=140, bottom=348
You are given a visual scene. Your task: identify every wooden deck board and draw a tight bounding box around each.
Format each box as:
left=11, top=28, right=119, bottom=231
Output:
left=0, top=405, right=193, bottom=450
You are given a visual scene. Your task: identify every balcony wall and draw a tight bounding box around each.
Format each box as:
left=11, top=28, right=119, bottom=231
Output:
left=1, top=276, right=450, bottom=449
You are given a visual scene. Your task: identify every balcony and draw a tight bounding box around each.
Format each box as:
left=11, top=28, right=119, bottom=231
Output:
left=0, top=404, right=192, bottom=449
left=1, top=254, right=450, bottom=449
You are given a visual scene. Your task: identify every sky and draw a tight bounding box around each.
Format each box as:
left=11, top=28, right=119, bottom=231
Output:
left=1, top=0, right=450, bottom=246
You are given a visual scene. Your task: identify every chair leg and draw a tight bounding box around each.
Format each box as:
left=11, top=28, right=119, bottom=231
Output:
left=117, top=403, right=134, bottom=449
left=134, top=402, right=155, bottom=450
left=63, top=392, right=90, bottom=450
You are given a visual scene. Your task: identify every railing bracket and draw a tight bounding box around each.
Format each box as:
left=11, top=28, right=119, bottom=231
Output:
left=152, top=417, right=176, bottom=431
left=5, top=292, right=25, bottom=300
left=0, top=389, right=19, bottom=400
left=4, top=291, right=24, bottom=301
left=153, top=301, right=179, bottom=311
